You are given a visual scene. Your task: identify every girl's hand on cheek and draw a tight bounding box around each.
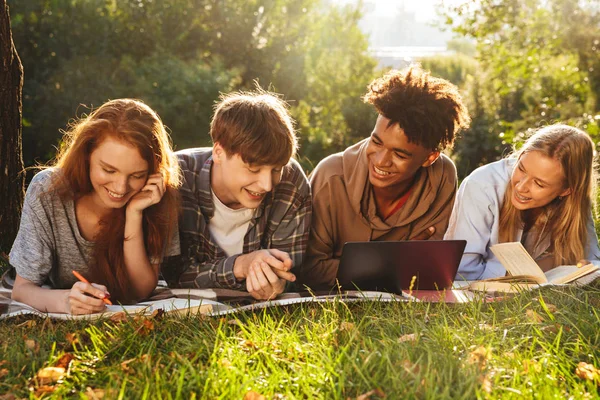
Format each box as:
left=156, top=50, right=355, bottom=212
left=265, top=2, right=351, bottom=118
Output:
left=127, top=173, right=165, bottom=213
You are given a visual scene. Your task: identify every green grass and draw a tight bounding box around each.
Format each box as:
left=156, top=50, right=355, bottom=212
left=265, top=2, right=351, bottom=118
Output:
left=2, top=285, right=600, bottom=399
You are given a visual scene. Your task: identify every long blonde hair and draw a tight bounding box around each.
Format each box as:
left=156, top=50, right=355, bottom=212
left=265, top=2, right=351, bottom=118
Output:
left=51, top=99, right=181, bottom=302
left=499, top=124, right=596, bottom=266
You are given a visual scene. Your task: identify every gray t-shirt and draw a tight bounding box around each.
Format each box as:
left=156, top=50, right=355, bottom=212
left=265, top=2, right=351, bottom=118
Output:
left=9, top=168, right=179, bottom=289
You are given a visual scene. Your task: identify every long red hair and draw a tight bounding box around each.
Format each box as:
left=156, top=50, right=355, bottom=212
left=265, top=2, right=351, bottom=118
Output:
left=50, top=99, right=181, bottom=302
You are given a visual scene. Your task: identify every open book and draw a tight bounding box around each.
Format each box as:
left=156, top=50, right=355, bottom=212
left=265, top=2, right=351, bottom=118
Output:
left=0, top=290, right=411, bottom=320
left=468, top=242, right=600, bottom=292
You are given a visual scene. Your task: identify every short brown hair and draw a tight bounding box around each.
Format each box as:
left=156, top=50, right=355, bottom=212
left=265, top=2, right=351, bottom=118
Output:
left=210, top=89, right=297, bottom=166
left=363, top=65, right=470, bottom=150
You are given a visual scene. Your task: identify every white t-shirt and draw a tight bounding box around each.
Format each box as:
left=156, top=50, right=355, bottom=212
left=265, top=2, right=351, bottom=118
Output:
left=208, top=192, right=254, bottom=257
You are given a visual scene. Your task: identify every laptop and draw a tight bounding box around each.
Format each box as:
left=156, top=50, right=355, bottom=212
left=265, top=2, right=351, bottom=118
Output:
left=336, top=240, right=467, bottom=293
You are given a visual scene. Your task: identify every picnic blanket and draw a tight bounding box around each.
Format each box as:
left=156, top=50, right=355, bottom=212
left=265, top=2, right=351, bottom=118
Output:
left=0, top=272, right=411, bottom=320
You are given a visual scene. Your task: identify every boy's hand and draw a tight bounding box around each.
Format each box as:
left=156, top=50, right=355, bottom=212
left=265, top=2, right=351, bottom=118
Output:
left=127, top=173, right=165, bottom=214
left=410, top=226, right=435, bottom=241
left=234, top=249, right=296, bottom=282
left=245, top=262, right=286, bottom=300
left=66, top=281, right=109, bottom=315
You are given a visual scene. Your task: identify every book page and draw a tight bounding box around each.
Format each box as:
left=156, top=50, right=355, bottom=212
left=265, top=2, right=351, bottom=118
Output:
left=468, top=280, right=541, bottom=293
left=545, top=264, right=599, bottom=284
left=490, top=242, right=547, bottom=283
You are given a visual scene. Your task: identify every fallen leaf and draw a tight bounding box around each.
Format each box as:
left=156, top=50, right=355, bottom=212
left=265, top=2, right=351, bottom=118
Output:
left=219, top=358, right=232, bottom=367
left=120, top=358, right=135, bottom=372
left=0, top=393, right=16, bottom=400
left=353, top=388, right=387, bottom=399
left=85, top=387, right=105, bottom=399
left=575, top=362, right=600, bottom=383
left=526, top=309, right=544, bottom=323
left=36, top=366, right=65, bottom=385
left=480, top=374, right=493, bottom=393
left=467, top=346, right=491, bottom=369
left=545, top=304, right=558, bottom=313
left=16, top=320, right=36, bottom=328
left=243, top=390, right=266, bottom=400
left=55, top=353, right=76, bottom=370
left=135, top=319, right=155, bottom=335
left=34, top=385, right=56, bottom=396
left=150, top=309, right=164, bottom=320
left=0, top=369, right=8, bottom=379
left=65, top=333, right=79, bottom=346
left=25, top=339, right=39, bottom=353
left=522, top=359, right=541, bottom=374
left=398, top=333, right=417, bottom=343
left=240, top=340, right=257, bottom=350
left=109, top=312, right=129, bottom=323
left=340, top=322, right=355, bottom=331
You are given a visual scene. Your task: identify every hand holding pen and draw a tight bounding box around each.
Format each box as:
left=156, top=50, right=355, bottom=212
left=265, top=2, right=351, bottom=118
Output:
left=68, top=271, right=112, bottom=314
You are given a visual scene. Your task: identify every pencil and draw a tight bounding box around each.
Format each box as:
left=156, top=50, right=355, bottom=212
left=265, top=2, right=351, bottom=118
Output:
left=72, top=270, right=113, bottom=305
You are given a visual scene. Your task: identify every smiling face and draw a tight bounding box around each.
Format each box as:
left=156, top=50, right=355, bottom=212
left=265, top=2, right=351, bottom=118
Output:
left=510, top=151, right=572, bottom=211
left=88, top=136, right=149, bottom=211
left=211, top=143, right=285, bottom=209
left=365, top=115, right=440, bottom=193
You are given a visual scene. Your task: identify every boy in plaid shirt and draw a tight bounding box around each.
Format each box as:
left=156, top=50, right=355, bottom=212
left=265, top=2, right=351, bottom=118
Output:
left=163, top=89, right=311, bottom=300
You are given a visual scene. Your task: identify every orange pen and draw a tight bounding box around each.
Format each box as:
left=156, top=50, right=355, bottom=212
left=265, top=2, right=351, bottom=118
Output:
left=72, top=270, right=113, bottom=305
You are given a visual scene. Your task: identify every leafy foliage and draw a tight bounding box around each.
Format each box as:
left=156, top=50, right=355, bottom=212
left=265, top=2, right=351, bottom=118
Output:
left=8, top=0, right=378, bottom=172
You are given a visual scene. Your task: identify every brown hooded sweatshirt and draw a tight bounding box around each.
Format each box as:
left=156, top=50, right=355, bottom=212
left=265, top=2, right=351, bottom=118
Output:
left=298, top=138, right=458, bottom=288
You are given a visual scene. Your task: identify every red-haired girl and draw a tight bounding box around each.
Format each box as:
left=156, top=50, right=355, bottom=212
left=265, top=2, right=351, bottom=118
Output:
left=10, top=99, right=180, bottom=314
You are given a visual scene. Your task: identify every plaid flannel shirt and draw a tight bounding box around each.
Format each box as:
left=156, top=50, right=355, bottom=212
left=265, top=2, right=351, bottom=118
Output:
left=162, top=148, right=312, bottom=290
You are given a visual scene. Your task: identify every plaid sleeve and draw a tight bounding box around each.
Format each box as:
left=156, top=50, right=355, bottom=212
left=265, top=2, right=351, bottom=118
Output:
left=266, top=162, right=312, bottom=270
left=166, top=151, right=244, bottom=290
left=177, top=234, right=244, bottom=290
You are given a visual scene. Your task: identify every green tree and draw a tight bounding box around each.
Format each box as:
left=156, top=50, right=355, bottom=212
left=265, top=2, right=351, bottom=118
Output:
left=9, top=0, right=378, bottom=171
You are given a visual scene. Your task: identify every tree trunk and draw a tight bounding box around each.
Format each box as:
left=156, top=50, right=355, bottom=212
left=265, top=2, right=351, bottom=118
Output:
left=0, top=0, right=24, bottom=253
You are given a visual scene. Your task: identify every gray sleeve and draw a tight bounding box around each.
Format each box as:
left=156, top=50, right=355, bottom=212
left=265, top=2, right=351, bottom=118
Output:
left=9, top=175, right=56, bottom=285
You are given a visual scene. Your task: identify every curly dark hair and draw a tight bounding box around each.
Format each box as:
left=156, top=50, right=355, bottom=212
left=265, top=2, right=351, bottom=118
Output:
left=363, top=65, right=470, bottom=150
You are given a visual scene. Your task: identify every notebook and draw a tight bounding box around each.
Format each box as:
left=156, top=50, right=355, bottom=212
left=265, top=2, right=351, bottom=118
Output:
left=336, top=240, right=467, bottom=293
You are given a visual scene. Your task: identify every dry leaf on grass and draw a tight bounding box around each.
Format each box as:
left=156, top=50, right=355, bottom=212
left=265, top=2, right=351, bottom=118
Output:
left=16, top=320, right=36, bottom=328
left=340, top=322, right=355, bottom=331
left=109, top=312, right=129, bottom=323
left=55, top=353, right=76, bottom=370
left=25, top=339, right=39, bottom=353
left=36, top=366, right=65, bottom=385
left=575, top=362, right=600, bottom=384
left=480, top=374, right=493, bottom=393
left=134, top=319, right=155, bottom=335
left=522, top=359, right=542, bottom=374
left=239, top=339, right=258, bottom=350
left=0, top=368, right=8, bottom=379
left=243, top=390, right=266, bottom=400
left=398, top=333, right=417, bottom=343
left=150, top=309, right=165, bottom=320
left=120, top=358, right=135, bottom=373
left=525, top=309, right=544, bottom=323
left=34, top=385, right=57, bottom=396
left=544, top=304, right=558, bottom=313
left=85, top=387, right=105, bottom=399
left=351, top=388, right=386, bottom=400
left=65, top=332, right=79, bottom=347
left=467, top=346, right=491, bottom=369
left=0, top=393, right=16, bottom=400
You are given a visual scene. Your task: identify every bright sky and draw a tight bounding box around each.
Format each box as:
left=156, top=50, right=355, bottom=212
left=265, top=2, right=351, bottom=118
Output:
left=334, top=0, right=463, bottom=22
